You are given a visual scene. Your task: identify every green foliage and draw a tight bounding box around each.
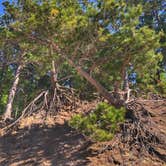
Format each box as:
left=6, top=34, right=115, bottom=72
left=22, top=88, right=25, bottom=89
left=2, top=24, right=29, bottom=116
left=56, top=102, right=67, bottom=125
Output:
left=156, top=72, right=166, bottom=95
left=69, top=102, right=126, bottom=142
left=0, top=66, right=13, bottom=114
left=0, top=0, right=165, bottom=119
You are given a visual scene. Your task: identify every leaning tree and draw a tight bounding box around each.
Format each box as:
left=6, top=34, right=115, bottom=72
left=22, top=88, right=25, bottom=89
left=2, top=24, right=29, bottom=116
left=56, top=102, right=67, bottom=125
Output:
left=0, top=0, right=163, bottom=121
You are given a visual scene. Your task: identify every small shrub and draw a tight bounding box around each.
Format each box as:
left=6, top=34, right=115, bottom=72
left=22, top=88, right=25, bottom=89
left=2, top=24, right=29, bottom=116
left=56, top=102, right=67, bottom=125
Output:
left=69, top=102, right=126, bottom=142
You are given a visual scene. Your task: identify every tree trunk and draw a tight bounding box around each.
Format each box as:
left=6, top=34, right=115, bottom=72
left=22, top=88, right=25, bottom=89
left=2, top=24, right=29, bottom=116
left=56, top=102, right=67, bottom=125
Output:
left=51, top=60, right=58, bottom=89
left=49, top=43, right=58, bottom=89
left=123, top=70, right=130, bottom=102
left=66, top=58, right=118, bottom=105
left=3, top=64, right=23, bottom=120
left=51, top=43, right=123, bottom=107
left=123, top=70, right=129, bottom=91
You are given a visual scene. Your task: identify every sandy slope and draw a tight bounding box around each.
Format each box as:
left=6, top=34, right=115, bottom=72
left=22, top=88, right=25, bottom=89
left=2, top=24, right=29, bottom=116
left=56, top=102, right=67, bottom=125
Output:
left=0, top=100, right=165, bottom=166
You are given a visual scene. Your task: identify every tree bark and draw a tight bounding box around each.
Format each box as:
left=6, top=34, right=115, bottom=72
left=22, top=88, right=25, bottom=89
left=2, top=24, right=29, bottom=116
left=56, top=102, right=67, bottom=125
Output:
left=3, top=64, right=23, bottom=120
left=66, top=58, right=119, bottom=105
left=122, top=70, right=131, bottom=102
left=123, top=70, right=129, bottom=91
left=49, top=43, right=58, bottom=89
left=51, top=60, right=58, bottom=89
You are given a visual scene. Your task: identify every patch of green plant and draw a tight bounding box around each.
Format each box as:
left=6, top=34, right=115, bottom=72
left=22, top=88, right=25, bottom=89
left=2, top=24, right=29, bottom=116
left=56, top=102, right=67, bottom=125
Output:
left=69, top=102, right=126, bottom=142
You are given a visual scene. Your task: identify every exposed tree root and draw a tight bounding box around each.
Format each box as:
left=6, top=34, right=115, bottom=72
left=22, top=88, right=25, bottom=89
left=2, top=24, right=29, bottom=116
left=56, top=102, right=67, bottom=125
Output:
left=46, top=84, right=79, bottom=114
left=0, top=85, right=79, bottom=135
left=89, top=100, right=166, bottom=165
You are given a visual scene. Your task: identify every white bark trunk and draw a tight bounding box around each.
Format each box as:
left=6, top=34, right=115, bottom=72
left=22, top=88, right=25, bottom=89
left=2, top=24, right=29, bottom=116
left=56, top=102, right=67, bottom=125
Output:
left=52, top=60, right=58, bottom=83
left=123, top=70, right=131, bottom=103
left=3, top=64, right=23, bottom=120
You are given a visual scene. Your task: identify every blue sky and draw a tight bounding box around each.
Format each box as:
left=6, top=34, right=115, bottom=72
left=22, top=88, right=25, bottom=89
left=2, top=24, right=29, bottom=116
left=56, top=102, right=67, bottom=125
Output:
left=0, top=0, right=6, bottom=15
left=0, top=0, right=97, bottom=15
left=0, top=0, right=13, bottom=15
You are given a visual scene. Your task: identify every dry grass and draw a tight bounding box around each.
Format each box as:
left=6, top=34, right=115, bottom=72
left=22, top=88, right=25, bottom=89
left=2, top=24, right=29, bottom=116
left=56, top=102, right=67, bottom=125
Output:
left=19, top=112, right=56, bottom=129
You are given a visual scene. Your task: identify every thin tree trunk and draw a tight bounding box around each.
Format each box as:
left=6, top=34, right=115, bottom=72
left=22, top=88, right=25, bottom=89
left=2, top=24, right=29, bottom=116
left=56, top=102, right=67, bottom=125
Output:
left=49, top=43, right=58, bottom=89
left=122, top=70, right=131, bottom=102
left=49, top=43, right=59, bottom=110
left=3, top=64, right=23, bottom=120
left=51, top=60, right=58, bottom=89
left=123, top=70, right=129, bottom=91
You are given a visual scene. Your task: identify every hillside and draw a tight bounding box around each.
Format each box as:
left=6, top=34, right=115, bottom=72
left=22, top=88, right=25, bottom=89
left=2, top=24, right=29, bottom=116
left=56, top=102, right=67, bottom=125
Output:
left=0, top=100, right=165, bottom=166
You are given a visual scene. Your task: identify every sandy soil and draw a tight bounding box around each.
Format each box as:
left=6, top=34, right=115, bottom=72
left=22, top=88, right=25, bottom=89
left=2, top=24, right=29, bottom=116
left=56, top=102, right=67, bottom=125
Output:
left=0, top=100, right=165, bottom=166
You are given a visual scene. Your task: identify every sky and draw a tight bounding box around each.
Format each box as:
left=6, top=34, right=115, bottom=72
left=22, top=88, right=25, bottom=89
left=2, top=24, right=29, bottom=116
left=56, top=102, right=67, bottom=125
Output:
left=0, top=0, right=95, bottom=15
left=0, top=0, right=6, bottom=15
left=0, top=0, right=13, bottom=15
left=0, top=0, right=98, bottom=15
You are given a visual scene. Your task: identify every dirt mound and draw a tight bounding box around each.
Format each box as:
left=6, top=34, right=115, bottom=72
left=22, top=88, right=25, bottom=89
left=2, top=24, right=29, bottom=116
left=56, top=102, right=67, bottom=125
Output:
left=0, top=100, right=165, bottom=166
left=87, top=100, right=166, bottom=166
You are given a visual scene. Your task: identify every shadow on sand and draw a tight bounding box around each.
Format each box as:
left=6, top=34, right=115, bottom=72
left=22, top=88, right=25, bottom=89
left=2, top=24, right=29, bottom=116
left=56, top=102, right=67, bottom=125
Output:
left=0, top=123, right=93, bottom=166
